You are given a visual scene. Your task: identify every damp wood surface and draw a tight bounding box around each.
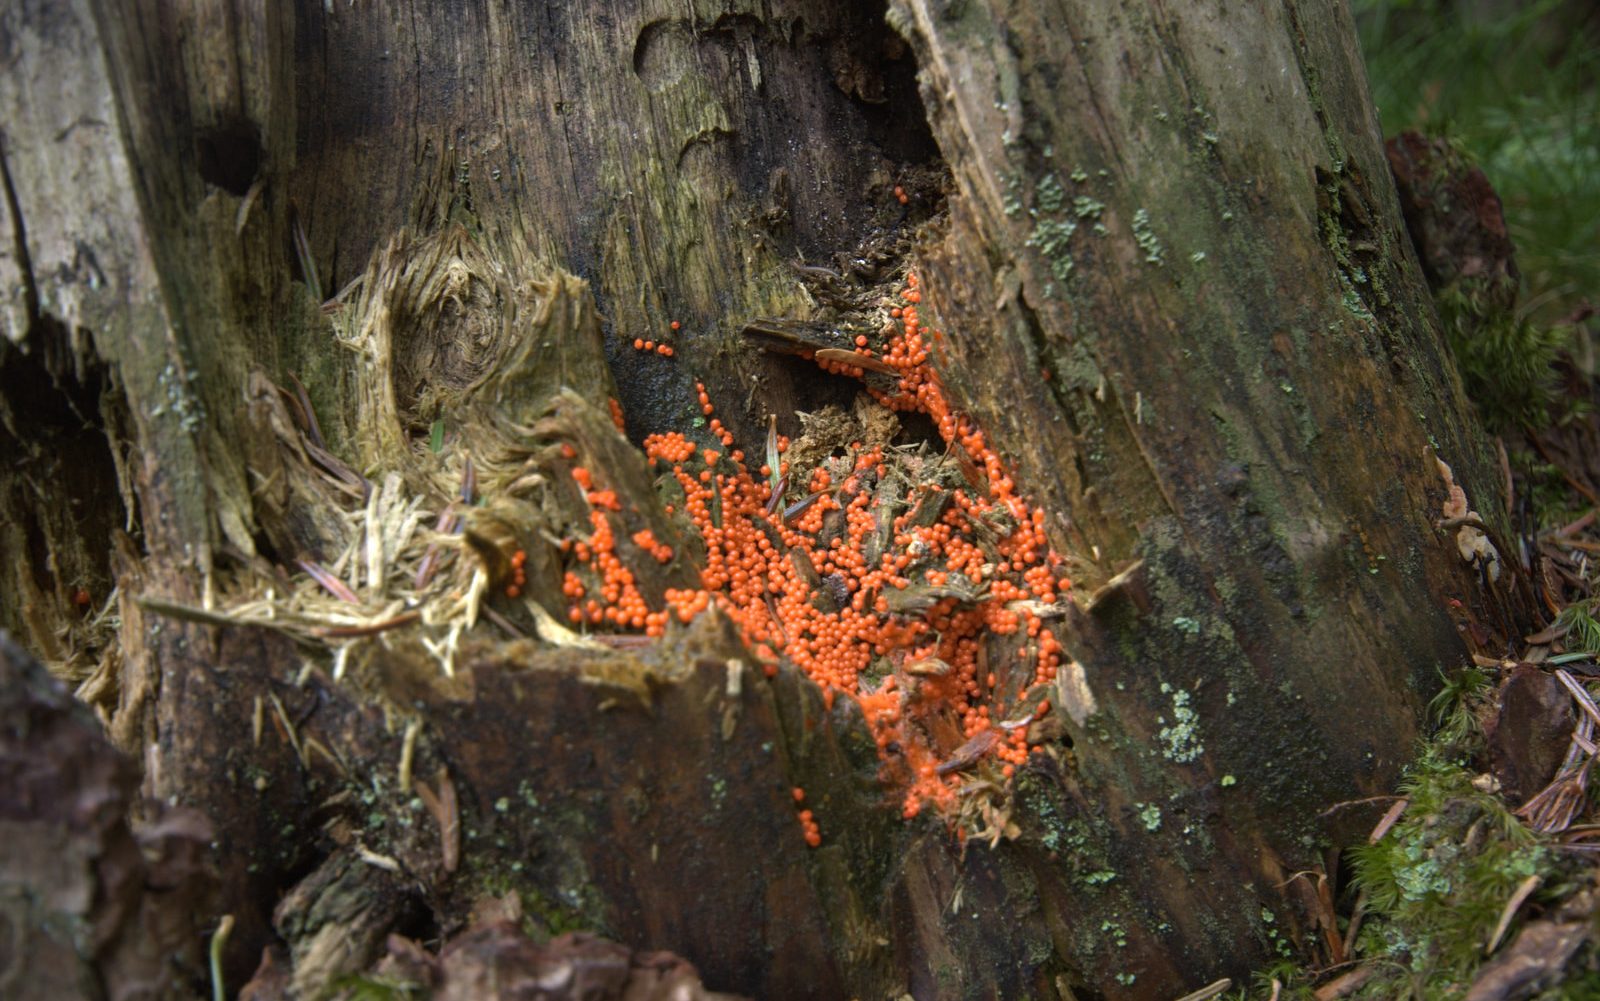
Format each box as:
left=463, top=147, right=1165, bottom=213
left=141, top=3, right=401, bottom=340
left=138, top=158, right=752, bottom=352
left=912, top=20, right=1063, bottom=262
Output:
left=0, top=1, right=1535, bottom=1000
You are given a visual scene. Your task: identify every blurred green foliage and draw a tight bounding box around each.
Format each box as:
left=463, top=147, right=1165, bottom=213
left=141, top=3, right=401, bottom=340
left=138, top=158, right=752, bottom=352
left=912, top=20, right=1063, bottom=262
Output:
left=1355, top=0, right=1600, bottom=320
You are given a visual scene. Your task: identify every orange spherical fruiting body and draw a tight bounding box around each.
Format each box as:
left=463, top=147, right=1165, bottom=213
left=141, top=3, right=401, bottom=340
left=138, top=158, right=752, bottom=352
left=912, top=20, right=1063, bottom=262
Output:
left=558, top=271, right=1073, bottom=835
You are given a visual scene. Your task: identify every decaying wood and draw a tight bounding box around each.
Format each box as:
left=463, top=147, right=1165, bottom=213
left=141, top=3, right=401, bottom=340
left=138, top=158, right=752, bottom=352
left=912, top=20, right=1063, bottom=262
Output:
left=0, top=633, right=213, bottom=1000
left=888, top=0, right=1534, bottom=988
left=0, top=0, right=1534, bottom=998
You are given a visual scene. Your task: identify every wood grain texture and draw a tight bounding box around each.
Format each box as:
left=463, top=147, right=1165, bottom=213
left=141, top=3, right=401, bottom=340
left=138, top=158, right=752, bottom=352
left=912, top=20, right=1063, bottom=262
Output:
left=889, top=0, right=1528, bottom=990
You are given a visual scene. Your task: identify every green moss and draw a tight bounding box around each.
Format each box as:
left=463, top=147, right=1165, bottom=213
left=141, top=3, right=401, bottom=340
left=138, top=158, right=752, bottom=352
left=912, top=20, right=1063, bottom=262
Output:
left=1436, top=286, right=1568, bottom=432
left=519, top=884, right=602, bottom=940
left=1328, top=712, right=1584, bottom=997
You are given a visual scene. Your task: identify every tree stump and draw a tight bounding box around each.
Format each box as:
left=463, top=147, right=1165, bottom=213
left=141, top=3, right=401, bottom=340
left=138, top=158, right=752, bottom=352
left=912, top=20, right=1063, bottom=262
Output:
left=0, top=0, right=1529, bottom=997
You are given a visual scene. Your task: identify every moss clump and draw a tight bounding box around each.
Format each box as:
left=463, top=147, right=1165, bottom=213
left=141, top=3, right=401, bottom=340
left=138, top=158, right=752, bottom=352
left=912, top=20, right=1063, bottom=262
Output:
left=1436, top=287, right=1568, bottom=432
left=1225, top=667, right=1593, bottom=1000
left=1346, top=741, right=1557, bottom=995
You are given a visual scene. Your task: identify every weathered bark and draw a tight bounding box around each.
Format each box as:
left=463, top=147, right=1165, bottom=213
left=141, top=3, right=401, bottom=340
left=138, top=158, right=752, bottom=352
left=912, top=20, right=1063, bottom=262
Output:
left=886, top=0, right=1531, bottom=986
left=0, top=1, right=1529, bottom=1000
left=0, top=633, right=214, bottom=1000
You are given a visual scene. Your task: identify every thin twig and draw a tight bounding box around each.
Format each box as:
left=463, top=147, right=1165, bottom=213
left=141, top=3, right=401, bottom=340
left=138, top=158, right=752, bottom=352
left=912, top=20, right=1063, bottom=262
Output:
left=310, top=609, right=420, bottom=638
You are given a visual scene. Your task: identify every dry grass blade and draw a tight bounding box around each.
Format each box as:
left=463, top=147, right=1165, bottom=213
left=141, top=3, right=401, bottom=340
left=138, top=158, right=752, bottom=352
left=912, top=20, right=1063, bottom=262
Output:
left=1169, top=978, right=1232, bottom=1001
left=1558, top=823, right=1600, bottom=853
left=1554, top=509, right=1598, bottom=538
left=1519, top=677, right=1600, bottom=833
left=1527, top=619, right=1573, bottom=645
left=479, top=603, right=528, bottom=638
left=309, top=610, right=421, bottom=638
left=269, top=692, right=305, bottom=766
left=290, top=202, right=322, bottom=303
left=1517, top=714, right=1595, bottom=833
left=1485, top=874, right=1542, bottom=955
left=1314, top=965, right=1376, bottom=1000
left=1370, top=797, right=1409, bottom=843
left=1521, top=762, right=1594, bottom=833
left=298, top=560, right=360, bottom=604
left=1316, top=870, right=1344, bottom=964
left=398, top=717, right=421, bottom=793
left=303, top=736, right=348, bottom=774
left=286, top=373, right=327, bottom=450
left=1554, top=669, right=1600, bottom=728
left=303, top=438, right=369, bottom=500
left=813, top=347, right=901, bottom=375
left=136, top=596, right=315, bottom=645
left=414, top=503, right=461, bottom=589
left=437, top=767, right=460, bottom=873
left=1341, top=888, right=1368, bottom=962
left=355, top=846, right=401, bottom=872
left=460, top=454, right=477, bottom=504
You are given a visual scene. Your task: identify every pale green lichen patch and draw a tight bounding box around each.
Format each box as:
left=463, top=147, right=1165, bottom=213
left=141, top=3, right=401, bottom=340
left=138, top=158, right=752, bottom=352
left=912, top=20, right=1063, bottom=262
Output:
left=1072, top=195, right=1105, bottom=220
left=1028, top=217, right=1078, bottom=281
left=1156, top=682, right=1203, bottom=763
left=152, top=361, right=206, bottom=432
left=1131, top=208, right=1164, bottom=265
left=1137, top=802, right=1162, bottom=831
left=1036, top=173, right=1066, bottom=213
left=1099, top=919, right=1129, bottom=949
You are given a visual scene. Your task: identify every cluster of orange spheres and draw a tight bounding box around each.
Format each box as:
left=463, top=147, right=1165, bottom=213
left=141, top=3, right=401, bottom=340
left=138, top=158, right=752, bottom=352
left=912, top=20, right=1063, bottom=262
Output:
left=792, top=787, right=822, bottom=847
left=545, top=274, right=1070, bottom=836
left=503, top=549, right=528, bottom=599
left=630, top=319, right=681, bottom=357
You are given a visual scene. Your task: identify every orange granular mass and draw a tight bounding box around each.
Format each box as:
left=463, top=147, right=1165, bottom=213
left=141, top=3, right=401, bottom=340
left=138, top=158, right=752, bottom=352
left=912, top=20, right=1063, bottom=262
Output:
left=557, top=274, right=1069, bottom=821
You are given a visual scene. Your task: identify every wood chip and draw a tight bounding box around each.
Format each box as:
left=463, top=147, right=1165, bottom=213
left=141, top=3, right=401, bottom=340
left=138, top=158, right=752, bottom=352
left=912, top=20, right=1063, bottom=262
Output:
left=814, top=347, right=900, bottom=375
